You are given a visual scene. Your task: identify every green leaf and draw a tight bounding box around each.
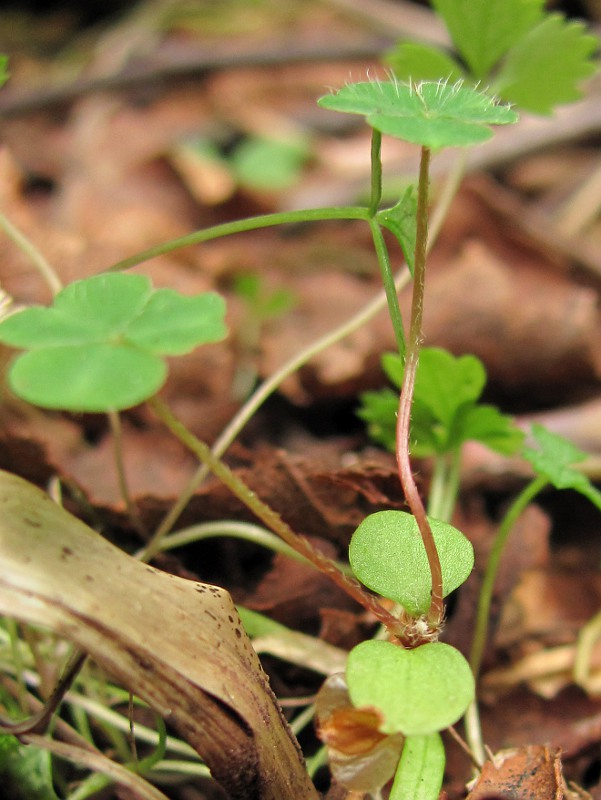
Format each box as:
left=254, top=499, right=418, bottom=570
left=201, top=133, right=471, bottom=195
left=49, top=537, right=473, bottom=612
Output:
left=385, top=41, right=465, bottom=84
left=413, top=349, right=486, bottom=429
left=360, top=348, right=523, bottom=457
left=346, top=640, right=475, bottom=735
left=357, top=387, right=398, bottom=452
left=318, top=80, right=518, bottom=150
left=494, top=14, right=598, bottom=114
left=349, top=510, right=474, bottom=615
left=231, top=135, right=309, bottom=190
left=125, top=289, right=226, bottom=354
left=431, top=0, right=545, bottom=79
left=9, top=344, right=166, bottom=412
left=0, top=734, right=60, bottom=800
left=523, top=423, right=601, bottom=510
left=376, top=185, right=417, bottom=273
left=455, top=404, right=524, bottom=455
left=0, top=273, right=227, bottom=412
left=390, top=732, right=445, bottom=800
left=0, top=55, right=9, bottom=88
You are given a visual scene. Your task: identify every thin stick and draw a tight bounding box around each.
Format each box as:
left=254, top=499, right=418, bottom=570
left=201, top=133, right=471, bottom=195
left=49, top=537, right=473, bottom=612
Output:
left=0, top=212, right=63, bottom=296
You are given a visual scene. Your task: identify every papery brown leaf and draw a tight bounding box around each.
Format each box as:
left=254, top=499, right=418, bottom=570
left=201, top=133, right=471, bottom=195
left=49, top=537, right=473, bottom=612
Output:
left=466, top=745, right=566, bottom=800
left=0, top=470, right=318, bottom=800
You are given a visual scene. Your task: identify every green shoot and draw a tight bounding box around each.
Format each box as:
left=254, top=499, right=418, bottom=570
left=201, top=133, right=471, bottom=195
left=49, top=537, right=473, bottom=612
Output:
left=360, top=348, right=523, bottom=458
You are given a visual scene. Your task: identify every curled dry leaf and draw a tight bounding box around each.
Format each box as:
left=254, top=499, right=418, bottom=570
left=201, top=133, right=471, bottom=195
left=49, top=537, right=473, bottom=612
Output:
left=466, top=745, right=591, bottom=800
left=0, top=470, right=318, bottom=800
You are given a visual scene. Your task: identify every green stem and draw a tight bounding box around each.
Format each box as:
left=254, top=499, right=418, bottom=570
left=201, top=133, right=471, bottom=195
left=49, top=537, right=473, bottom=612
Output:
left=368, top=129, right=383, bottom=216
left=108, top=207, right=369, bottom=272
left=427, top=455, right=450, bottom=521
left=368, top=219, right=406, bottom=358
left=148, top=396, right=412, bottom=641
left=145, top=150, right=468, bottom=552
left=469, top=474, right=548, bottom=679
left=395, top=146, right=443, bottom=628
left=107, top=410, right=144, bottom=536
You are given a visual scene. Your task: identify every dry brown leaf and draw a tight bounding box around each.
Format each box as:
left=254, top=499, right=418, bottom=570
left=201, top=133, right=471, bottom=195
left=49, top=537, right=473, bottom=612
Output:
left=466, top=745, right=590, bottom=800
left=0, top=470, right=318, bottom=800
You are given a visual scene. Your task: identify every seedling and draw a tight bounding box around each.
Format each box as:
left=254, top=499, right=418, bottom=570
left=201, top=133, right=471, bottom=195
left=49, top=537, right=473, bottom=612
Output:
left=0, top=2, right=597, bottom=797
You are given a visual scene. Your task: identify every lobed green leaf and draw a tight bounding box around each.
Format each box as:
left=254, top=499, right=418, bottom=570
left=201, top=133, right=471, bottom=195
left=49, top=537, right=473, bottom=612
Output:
left=431, top=0, right=545, bottom=79
left=318, top=80, right=517, bottom=149
left=523, top=423, right=601, bottom=511
left=385, top=42, right=465, bottom=84
left=494, top=14, right=599, bottom=114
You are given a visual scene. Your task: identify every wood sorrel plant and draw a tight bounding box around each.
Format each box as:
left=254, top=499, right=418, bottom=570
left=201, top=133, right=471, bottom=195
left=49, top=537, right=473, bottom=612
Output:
left=312, top=77, right=517, bottom=796
left=0, top=2, right=597, bottom=797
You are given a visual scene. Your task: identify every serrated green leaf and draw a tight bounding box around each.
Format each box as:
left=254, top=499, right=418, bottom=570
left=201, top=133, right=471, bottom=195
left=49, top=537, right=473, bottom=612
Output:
left=432, top=0, right=545, bottom=79
left=414, top=349, right=486, bottom=429
left=318, top=80, right=517, bottom=149
left=346, top=640, right=475, bottom=735
left=8, top=344, right=166, bottom=412
left=376, top=185, right=417, bottom=273
left=349, top=510, right=474, bottom=614
left=385, top=42, right=465, bottom=83
left=0, top=734, right=60, bottom=800
left=390, top=732, right=445, bottom=800
left=360, top=348, right=522, bottom=457
left=495, top=14, right=598, bottom=114
left=522, top=424, right=601, bottom=510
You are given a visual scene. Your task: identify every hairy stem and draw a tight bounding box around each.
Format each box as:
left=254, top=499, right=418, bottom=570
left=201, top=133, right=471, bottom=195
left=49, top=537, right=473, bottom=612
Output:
left=368, top=129, right=383, bottom=217
left=396, top=145, right=444, bottom=627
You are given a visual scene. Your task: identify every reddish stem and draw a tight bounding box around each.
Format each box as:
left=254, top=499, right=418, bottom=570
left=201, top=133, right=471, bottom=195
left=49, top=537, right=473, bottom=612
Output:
left=396, top=146, right=444, bottom=626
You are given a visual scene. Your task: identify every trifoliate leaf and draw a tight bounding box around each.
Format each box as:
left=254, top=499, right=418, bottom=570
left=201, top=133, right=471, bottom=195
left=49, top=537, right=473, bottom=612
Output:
left=318, top=80, right=518, bottom=149
left=385, top=42, right=465, bottom=84
left=431, top=0, right=545, bottom=79
left=0, top=273, right=227, bottom=411
left=376, top=185, right=417, bottom=273
left=346, top=641, right=475, bottom=735
left=349, top=510, right=474, bottom=615
left=494, top=14, right=598, bottom=114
